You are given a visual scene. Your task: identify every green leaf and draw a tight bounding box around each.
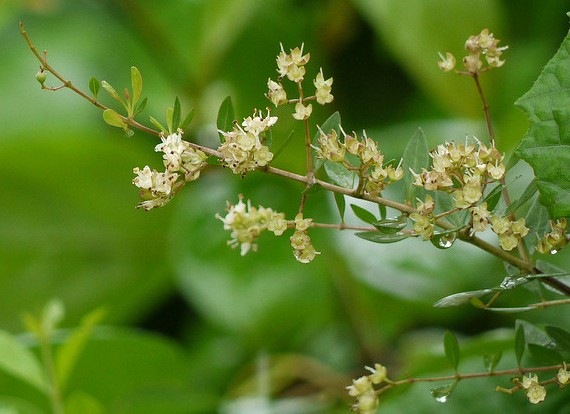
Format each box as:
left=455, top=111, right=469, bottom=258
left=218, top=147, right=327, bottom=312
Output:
left=433, top=289, right=493, bottom=307
left=482, top=183, right=503, bottom=212
left=524, top=194, right=550, bottom=253
left=180, top=108, right=195, bottom=131
left=333, top=192, right=346, bottom=223
left=64, top=391, right=104, bottom=414
left=402, top=127, right=429, bottom=204
left=324, top=161, right=356, bottom=188
left=134, top=97, right=147, bottom=117
left=355, top=231, right=409, bottom=243
left=0, top=330, right=47, bottom=394
left=172, top=96, right=181, bottom=131
left=100, top=81, right=124, bottom=106
left=483, top=352, right=502, bottom=373
left=165, top=106, right=174, bottom=133
left=515, top=29, right=570, bottom=218
left=56, top=307, right=106, bottom=392
left=313, top=112, right=341, bottom=172
left=443, top=330, right=460, bottom=371
left=545, top=326, right=570, bottom=353
left=130, top=66, right=142, bottom=108
left=505, top=179, right=537, bottom=216
left=102, top=109, right=127, bottom=129
left=515, top=323, right=525, bottom=367
left=149, top=115, right=167, bottom=133
left=88, top=77, right=100, bottom=99
left=373, top=216, right=407, bottom=234
left=528, top=343, right=563, bottom=365
left=217, top=96, right=235, bottom=139
left=350, top=204, right=377, bottom=224
left=41, top=298, right=65, bottom=336
left=535, top=260, right=570, bottom=296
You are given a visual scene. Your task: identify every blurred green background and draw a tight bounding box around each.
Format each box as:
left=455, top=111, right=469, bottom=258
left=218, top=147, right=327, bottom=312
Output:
left=2, top=0, right=570, bottom=413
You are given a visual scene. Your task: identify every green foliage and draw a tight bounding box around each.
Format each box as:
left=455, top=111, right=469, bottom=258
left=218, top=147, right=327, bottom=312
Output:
left=402, top=128, right=429, bottom=204
left=216, top=96, right=235, bottom=140
left=443, top=330, right=460, bottom=372
left=515, top=28, right=570, bottom=218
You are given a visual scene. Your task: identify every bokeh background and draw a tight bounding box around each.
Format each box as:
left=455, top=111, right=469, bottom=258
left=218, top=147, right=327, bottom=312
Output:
left=2, top=0, right=570, bottom=413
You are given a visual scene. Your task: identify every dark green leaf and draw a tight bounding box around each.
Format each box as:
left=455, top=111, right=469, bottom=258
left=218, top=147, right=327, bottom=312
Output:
left=483, top=352, right=502, bottom=373
left=172, top=97, right=181, bottom=131
left=378, top=203, right=387, bottom=220
left=545, top=326, right=570, bottom=353
left=355, top=231, right=409, bottom=243
left=402, top=128, right=429, bottom=204
left=482, top=183, right=503, bottom=212
left=134, top=97, right=147, bottom=117
left=505, top=179, right=537, bottom=216
left=515, top=323, right=525, bottom=367
left=524, top=194, right=550, bottom=253
left=433, top=289, right=493, bottom=307
left=443, top=330, right=460, bottom=371
left=324, top=161, right=356, bottom=188
left=373, top=216, right=407, bottom=234
left=88, top=77, right=100, bottom=99
left=217, top=96, right=236, bottom=140
left=333, top=192, right=346, bottom=223
left=313, top=112, right=341, bottom=172
left=528, top=343, right=563, bottom=365
left=180, top=108, right=195, bottom=131
left=351, top=204, right=377, bottom=224
left=515, top=30, right=570, bottom=218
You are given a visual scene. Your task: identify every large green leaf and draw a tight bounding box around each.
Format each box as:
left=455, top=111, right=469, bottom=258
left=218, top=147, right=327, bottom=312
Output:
left=515, top=27, right=570, bottom=218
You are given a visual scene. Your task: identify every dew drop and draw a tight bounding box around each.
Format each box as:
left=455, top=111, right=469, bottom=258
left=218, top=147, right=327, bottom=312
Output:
left=434, top=394, right=449, bottom=403
left=551, top=249, right=558, bottom=255
left=500, top=276, right=516, bottom=289
left=437, top=233, right=456, bottom=249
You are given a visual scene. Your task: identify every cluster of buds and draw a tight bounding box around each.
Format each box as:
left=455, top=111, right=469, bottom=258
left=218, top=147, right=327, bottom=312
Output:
left=519, top=374, right=547, bottom=404
left=266, top=44, right=333, bottom=120
left=438, top=29, right=508, bottom=73
left=347, top=364, right=388, bottom=414
left=315, top=127, right=403, bottom=196
left=489, top=215, right=529, bottom=251
left=218, top=109, right=276, bottom=175
left=536, top=218, right=568, bottom=254
left=410, top=195, right=435, bottom=239
left=217, top=196, right=288, bottom=256
left=133, top=130, right=207, bottom=210
left=289, top=214, right=320, bottom=263
left=411, top=138, right=505, bottom=209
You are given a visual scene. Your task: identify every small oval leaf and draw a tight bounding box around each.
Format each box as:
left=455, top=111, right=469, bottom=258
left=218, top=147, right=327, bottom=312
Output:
left=88, top=77, right=100, bottom=98
left=350, top=204, right=377, bottom=224
left=217, top=96, right=236, bottom=140
left=515, top=324, right=526, bottom=367
left=433, top=289, right=494, bottom=307
left=102, top=109, right=127, bottom=129
left=373, top=216, right=407, bottom=234
left=130, top=66, right=142, bottom=107
left=355, top=231, right=409, bottom=244
left=444, top=330, right=460, bottom=372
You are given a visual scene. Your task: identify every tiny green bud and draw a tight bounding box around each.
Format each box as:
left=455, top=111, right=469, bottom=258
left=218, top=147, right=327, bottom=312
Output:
left=36, top=70, right=47, bottom=85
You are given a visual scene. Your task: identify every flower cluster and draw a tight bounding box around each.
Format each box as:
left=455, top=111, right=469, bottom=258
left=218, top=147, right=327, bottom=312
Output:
left=289, top=213, right=320, bottom=263
left=217, top=196, right=288, bottom=256
left=520, top=374, right=546, bottom=404
left=558, top=363, right=570, bottom=386
left=133, top=130, right=207, bottom=210
left=537, top=218, right=568, bottom=254
left=347, top=364, right=388, bottom=414
left=266, top=44, right=333, bottom=121
left=218, top=109, right=276, bottom=175
left=490, top=215, right=529, bottom=251
left=410, top=195, right=435, bottom=239
left=411, top=138, right=505, bottom=210
left=438, top=29, right=508, bottom=73
left=315, top=127, right=403, bottom=196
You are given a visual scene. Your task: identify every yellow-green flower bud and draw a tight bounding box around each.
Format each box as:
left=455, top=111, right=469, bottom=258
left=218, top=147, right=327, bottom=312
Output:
left=36, top=70, right=47, bottom=85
